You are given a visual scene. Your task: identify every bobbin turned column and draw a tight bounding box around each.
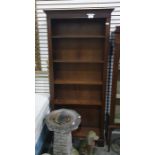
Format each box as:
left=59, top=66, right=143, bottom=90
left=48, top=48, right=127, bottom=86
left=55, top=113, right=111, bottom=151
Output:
left=53, top=132, right=72, bottom=155
left=45, top=109, right=81, bottom=155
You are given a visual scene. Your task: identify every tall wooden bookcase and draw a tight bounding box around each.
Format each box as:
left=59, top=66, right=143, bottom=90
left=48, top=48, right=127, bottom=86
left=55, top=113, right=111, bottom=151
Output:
left=45, top=9, right=113, bottom=139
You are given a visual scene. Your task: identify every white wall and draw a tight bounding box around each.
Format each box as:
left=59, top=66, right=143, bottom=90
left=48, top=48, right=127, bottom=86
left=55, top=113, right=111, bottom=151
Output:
left=35, top=0, right=120, bottom=94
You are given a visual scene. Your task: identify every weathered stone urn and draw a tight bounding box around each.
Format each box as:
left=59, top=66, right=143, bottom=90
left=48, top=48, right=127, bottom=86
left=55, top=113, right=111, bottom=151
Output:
left=45, top=109, right=81, bottom=155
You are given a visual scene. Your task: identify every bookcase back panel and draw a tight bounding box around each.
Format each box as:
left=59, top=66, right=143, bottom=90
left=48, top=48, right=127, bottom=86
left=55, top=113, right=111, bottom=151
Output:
left=54, top=63, right=103, bottom=81
left=55, top=104, right=101, bottom=127
left=53, top=39, right=104, bottom=60
left=52, top=19, right=105, bottom=36
left=55, top=85, right=102, bottom=101
left=73, top=107, right=101, bottom=127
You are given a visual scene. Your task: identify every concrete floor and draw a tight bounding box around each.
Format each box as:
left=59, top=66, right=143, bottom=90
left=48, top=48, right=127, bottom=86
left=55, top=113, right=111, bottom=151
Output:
left=94, top=145, right=119, bottom=155
left=43, top=145, right=119, bottom=155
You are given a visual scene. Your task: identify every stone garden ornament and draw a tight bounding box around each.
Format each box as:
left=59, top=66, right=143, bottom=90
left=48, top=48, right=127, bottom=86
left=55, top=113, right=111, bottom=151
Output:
left=45, top=109, right=81, bottom=155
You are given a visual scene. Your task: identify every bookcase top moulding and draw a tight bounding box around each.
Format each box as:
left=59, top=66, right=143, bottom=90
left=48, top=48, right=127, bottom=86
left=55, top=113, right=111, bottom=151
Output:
left=44, top=9, right=114, bottom=19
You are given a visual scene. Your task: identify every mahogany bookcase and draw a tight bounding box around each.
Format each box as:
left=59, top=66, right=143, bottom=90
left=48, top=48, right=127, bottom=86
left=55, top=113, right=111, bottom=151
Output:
left=45, top=9, right=113, bottom=140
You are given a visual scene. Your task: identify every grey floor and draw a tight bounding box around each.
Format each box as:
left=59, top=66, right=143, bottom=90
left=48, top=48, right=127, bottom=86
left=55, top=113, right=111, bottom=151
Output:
left=45, top=145, right=118, bottom=155
left=94, top=132, right=120, bottom=155
left=94, top=145, right=119, bottom=155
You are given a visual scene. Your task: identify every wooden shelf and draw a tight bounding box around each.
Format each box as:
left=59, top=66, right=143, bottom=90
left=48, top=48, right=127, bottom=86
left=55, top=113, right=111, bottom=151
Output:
left=54, top=99, right=102, bottom=106
left=52, top=35, right=105, bottom=39
left=54, top=80, right=103, bottom=85
left=73, top=127, right=100, bottom=137
left=53, top=59, right=104, bottom=63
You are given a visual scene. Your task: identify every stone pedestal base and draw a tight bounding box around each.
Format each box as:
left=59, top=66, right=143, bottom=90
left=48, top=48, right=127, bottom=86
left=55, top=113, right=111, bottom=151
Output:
left=53, top=132, right=72, bottom=155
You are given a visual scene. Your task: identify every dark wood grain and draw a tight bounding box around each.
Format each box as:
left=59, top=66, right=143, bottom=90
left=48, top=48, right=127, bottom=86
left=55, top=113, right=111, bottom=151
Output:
left=45, top=9, right=113, bottom=140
